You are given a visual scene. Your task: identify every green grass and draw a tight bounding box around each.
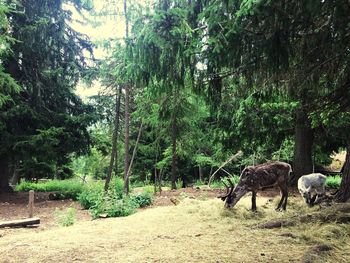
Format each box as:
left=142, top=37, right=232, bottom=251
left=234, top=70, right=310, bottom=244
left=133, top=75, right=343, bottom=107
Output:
left=325, top=175, right=341, bottom=188
left=54, top=207, right=77, bottom=227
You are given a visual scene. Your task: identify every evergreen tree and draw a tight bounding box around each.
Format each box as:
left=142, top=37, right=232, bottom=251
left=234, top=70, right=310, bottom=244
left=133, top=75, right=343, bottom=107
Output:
left=0, top=0, right=96, bottom=192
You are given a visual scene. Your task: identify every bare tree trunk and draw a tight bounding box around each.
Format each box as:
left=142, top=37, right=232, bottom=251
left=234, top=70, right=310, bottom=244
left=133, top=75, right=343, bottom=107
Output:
left=0, top=155, right=13, bottom=193
left=154, top=166, right=158, bottom=194
left=123, top=0, right=130, bottom=194
left=159, top=168, right=163, bottom=194
left=124, top=84, right=130, bottom=194
left=125, top=122, right=143, bottom=183
left=171, top=114, right=177, bottom=190
left=199, top=166, right=203, bottom=182
left=335, top=142, right=350, bottom=202
left=9, top=157, right=20, bottom=186
left=104, top=87, right=122, bottom=192
left=291, top=109, right=314, bottom=185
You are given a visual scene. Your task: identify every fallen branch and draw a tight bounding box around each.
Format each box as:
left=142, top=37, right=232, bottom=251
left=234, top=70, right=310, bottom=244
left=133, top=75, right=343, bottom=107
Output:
left=0, top=218, right=40, bottom=228
left=256, top=220, right=295, bottom=229
left=208, top=151, right=243, bottom=187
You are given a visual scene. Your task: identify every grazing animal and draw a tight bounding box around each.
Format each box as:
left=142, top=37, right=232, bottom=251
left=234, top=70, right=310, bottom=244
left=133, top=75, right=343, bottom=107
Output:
left=297, top=173, right=326, bottom=205
left=218, top=161, right=292, bottom=211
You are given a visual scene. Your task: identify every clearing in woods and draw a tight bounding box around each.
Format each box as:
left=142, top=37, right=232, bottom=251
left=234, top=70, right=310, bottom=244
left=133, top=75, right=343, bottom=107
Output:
left=0, top=189, right=349, bottom=263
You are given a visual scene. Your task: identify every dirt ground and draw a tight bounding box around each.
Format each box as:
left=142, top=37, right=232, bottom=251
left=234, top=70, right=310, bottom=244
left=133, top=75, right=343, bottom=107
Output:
left=0, top=187, right=300, bottom=233
left=0, top=188, right=348, bottom=263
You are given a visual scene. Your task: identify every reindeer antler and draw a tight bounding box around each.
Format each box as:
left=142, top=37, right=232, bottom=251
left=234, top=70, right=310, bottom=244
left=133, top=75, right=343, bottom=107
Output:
left=227, top=178, right=235, bottom=196
left=217, top=179, right=235, bottom=199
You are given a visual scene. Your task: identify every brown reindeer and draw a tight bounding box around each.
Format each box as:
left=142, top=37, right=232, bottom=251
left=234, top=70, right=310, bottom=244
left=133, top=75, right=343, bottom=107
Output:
left=219, top=161, right=292, bottom=211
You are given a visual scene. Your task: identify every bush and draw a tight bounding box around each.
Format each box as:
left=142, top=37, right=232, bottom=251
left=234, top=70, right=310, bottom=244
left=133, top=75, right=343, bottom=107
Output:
left=112, top=177, right=124, bottom=197
left=131, top=191, right=153, bottom=208
left=15, top=180, right=86, bottom=200
left=54, top=207, right=76, bottom=227
left=326, top=176, right=342, bottom=188
left=77, top=181, right=104, bottom=209
left=77, top=178, right=153, bottom=219
left=89, top=194, right=137, bottom=219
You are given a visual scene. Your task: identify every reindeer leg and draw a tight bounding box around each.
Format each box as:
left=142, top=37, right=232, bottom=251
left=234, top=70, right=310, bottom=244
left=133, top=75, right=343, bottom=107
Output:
left=276, top=185, right=288, bottom=211
left=282, top=187, right=288, bottom=210
left=251, top=191, right=257, bottom=212
left=276, top=192, right=284, bottom=211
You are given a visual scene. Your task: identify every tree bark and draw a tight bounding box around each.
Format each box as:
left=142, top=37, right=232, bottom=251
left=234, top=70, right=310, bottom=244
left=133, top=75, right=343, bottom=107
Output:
left=171, top=115, right=177, bottom=190
left=335, top=142, right=350, bottom=202
left=125, top=122, right=143, bottom=183
left=104, top=87, right=122, bottom=192
left=291, top=109, right=314, bottom=185
left=124, top=84, right=130, bottom=194
left=199, top=166, right=203, bottom=182
left=0, top=155, right=13, bottom=193
left=123, top=0, right=130, bottom=195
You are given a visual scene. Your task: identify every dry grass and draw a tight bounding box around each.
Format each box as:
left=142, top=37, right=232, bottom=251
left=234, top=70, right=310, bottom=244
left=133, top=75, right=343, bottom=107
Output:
left=0, top=195, right=349, bottom=263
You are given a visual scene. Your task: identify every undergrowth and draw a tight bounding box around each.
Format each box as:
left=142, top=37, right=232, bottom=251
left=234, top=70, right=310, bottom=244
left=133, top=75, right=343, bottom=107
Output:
left=78, top=178, right=153, bottom=219
left=54, top=207, right=76, bottom=227
left=15, top=180, right=85, bottom=200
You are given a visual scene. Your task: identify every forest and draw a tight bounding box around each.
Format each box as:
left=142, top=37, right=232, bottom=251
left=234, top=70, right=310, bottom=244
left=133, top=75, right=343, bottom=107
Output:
left=1, top=0, right=349, bottom=198
left=0, top=0, right=350, bottom=262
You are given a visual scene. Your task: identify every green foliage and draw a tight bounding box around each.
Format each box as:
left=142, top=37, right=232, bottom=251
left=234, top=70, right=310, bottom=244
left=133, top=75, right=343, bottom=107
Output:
left=89, top=193, right=137, bottom=219
left=0, top=0, right=97, bottom=187
left=15, top=180, right=85, bottom=200
left=131, top=191, right=153, bottom=208
left=326, top=176, right=342, bottom=189
left=77, top=181, right=105, bottom=209
left=72, top=147, right=110, bottom=179
left=54, top=207, right=77, bottom=227
left=77, top=178, right=152, bottom=218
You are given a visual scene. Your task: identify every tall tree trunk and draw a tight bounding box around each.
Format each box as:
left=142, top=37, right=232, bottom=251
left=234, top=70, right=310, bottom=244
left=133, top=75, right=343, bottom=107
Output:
left=123, top=0, right=130, bottom=194
left=291, top=109, right=314, bottom=185
left=104, top=87, right=122, bottom=192
left=199, top=166, right=203, bottom=182
left=125, top=122, right=143, bottom=183
left=335, top=142, right=350, bottom=202
left=0, top=156, right=13, bottom=193
left=181, top=174, right=187, bottom=188
left=124, top=84, right=130, bottom=194
left=171, top=115, right=177, bottom=190
left=9, top=158, right=20, bottom=186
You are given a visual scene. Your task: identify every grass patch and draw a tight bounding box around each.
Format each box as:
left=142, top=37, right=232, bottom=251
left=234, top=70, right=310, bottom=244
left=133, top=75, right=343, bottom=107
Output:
left=54, top=207, right=76, bottom=227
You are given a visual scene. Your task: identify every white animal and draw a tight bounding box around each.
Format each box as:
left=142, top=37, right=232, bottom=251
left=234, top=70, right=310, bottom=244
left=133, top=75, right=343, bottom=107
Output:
left=297, top=173, right=327, bottom=205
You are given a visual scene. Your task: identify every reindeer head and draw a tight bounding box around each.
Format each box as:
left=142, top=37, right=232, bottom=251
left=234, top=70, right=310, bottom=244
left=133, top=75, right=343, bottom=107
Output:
left=299, top=187, right=313, bottom=204
left=218, top=178, right=248, bottom=208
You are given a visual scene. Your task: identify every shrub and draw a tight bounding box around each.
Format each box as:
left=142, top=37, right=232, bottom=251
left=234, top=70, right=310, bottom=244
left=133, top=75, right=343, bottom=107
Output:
left=54, top=207, right=76, bottom=227
left=77, top=181, right=104, bottom=209
left=131, top=191, right=153, bottom=208
left=15, top=180, right=86, bottom=200
left=326, top=176, right=342, bottom=188
left=112, top=177, right=124, bottom=198
left=89, top=192, right=138, bottom=219
left=77, top=178, right=153, bottom=219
